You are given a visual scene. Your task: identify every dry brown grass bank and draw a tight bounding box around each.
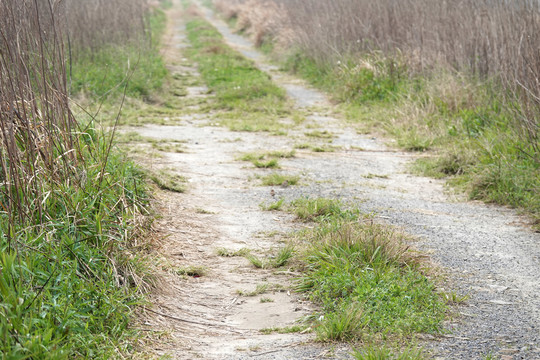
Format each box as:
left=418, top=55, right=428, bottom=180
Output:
left=214, top=0, right=539, bottom=148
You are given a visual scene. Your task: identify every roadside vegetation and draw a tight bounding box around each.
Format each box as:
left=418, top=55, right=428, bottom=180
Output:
left=214, top=0, right=540, bottom=228
left=68, top=0, right=168, bottom=98
left=0, top=0, right=169, bottom=357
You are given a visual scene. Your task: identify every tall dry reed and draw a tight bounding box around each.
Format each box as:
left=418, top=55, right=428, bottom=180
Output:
left=216, top=0, right=539, bottom=149
left=65, top=0, right=149, bottom=52
left=0, top=0, right=81, bottom=237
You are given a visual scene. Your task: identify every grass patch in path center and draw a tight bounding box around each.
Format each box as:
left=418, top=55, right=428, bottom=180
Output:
left=298, top=219, right=447, bottom=342
left=184, top=16, right=293, bottom=133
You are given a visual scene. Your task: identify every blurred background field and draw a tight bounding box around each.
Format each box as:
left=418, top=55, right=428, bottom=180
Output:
left=214, top=0, right=539, bottom=226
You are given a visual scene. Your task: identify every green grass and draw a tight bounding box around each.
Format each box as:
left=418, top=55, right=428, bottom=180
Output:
left=260, top=173, right=300, bottom=186
left=236, top=283, right=270, bottom=296
left=216, top=247, right=251, bottom=257
left=259, top=198, right=449, bottom=348
left=281, top=50, right=540, bottom=228
left=352, top=345, right=425, bottom=360
left=184, top=17, right=294, bottom=133
left=244, top=245, right=295, bottom=269
left=176, top=265, right=206, bottom=277
left=71, top=9, right=168, bottom=99
left=239, top=150, right=295, bottom=169
left=240, top=150, right=295, bottom=161
left=289, top=197, right=359, bottom=222
left=0, top=130, right=152, bottom=358
left=260, top=198, right=285, bottom=211
left=297, top=219, right=446, bottom=342
left=294, top=143, right=339, bottom=152
left=260, top=325, right=307, bottom=334
left=149, top=168, right=187, bottom=192
left=253, top=158, right=280, bottom=169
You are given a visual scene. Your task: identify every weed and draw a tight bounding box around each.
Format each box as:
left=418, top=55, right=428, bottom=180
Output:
left=176, top=265, right=206, bottom=277
left=240, top=152, right=266, bottom=161
left=239, top=152, right=283, bottom=168
left=149, top=169, right=187, bottom=192
left=260, top=173, right=300, bottom=186
left=441, top=291, right=469, bottom=305
left=244, top=245, right=295, bottom=268
left=253, top=158, right=280, bottom=168
left=268, top=150, right=296, bottom=158
left=311, top=145, right=339, bottom=152
left=240, top=150, right=295, bottom=169
left=352, top=345, right=426, bottom=360
left=289, top=197, right=359, bottom=222
left=260, top=325, right=307, bottom=334
left=305, top=130, right=335, bottom=139
left=152, top=142, right=186, bottom=153
left=260, top=297, right=274, bottom=303
left=315, top=303, right=365, bottom=341
left=245, top=254, right=266, bottom=268
left=260, top=198, right=285, bottom=211
left=237, top=283, right=270, bottom=296
left=364, top=173, right=389, bottom=179
left=273, top=245, right=295, bottom=267
left=216, top=247, right=251, bottom=257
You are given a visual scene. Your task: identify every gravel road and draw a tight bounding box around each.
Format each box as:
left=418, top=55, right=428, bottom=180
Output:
left=137, top=3, right=540, bottom=359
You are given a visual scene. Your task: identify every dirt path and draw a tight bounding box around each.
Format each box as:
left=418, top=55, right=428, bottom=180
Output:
left=135, top=3, right=540, bottom=359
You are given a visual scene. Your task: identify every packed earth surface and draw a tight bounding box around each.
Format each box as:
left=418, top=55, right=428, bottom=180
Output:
left=133, top=2, right=540, bottom=359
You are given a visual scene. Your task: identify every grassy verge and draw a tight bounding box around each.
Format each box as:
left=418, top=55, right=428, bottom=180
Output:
left=281, top=50, right=539, bottom=227
left=0, top=3, right=171, bottom=358
left=0, top=131, right=152, bottom=358
left=261, top=198, right=448, bottom=357
left=70, top=8, right=168, bottom=99
left=183, top=15, right=298, bottom=133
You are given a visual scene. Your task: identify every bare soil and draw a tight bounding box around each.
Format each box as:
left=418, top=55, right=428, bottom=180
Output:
left=135, top=3, right=540, bottom=359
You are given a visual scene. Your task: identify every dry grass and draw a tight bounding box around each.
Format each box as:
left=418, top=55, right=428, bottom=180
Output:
left=214, top=0, right=539, bottom=151
left=0, top=0, right=81, bottom=230
left=66, top=0, right=150, bottom=52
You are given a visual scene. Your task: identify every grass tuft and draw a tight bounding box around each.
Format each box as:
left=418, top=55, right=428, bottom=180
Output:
left=260, top=198, right=285, bottom=211
left=216, top=247, right=251, bottom=257
left=315, top=303, right=365, bottom=341
left=176, top=265, right=207, bottom=277
left=297, top=220, right=446, bottom=340
left=253, top=158, right=280, bottom=169
left=352, top=345, right=425, bottom=360
left=149, top=168, right=187, bottom=192
left=289, top=197, right=359, bottom=222
left=260, top=173, right=300, bottom=186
